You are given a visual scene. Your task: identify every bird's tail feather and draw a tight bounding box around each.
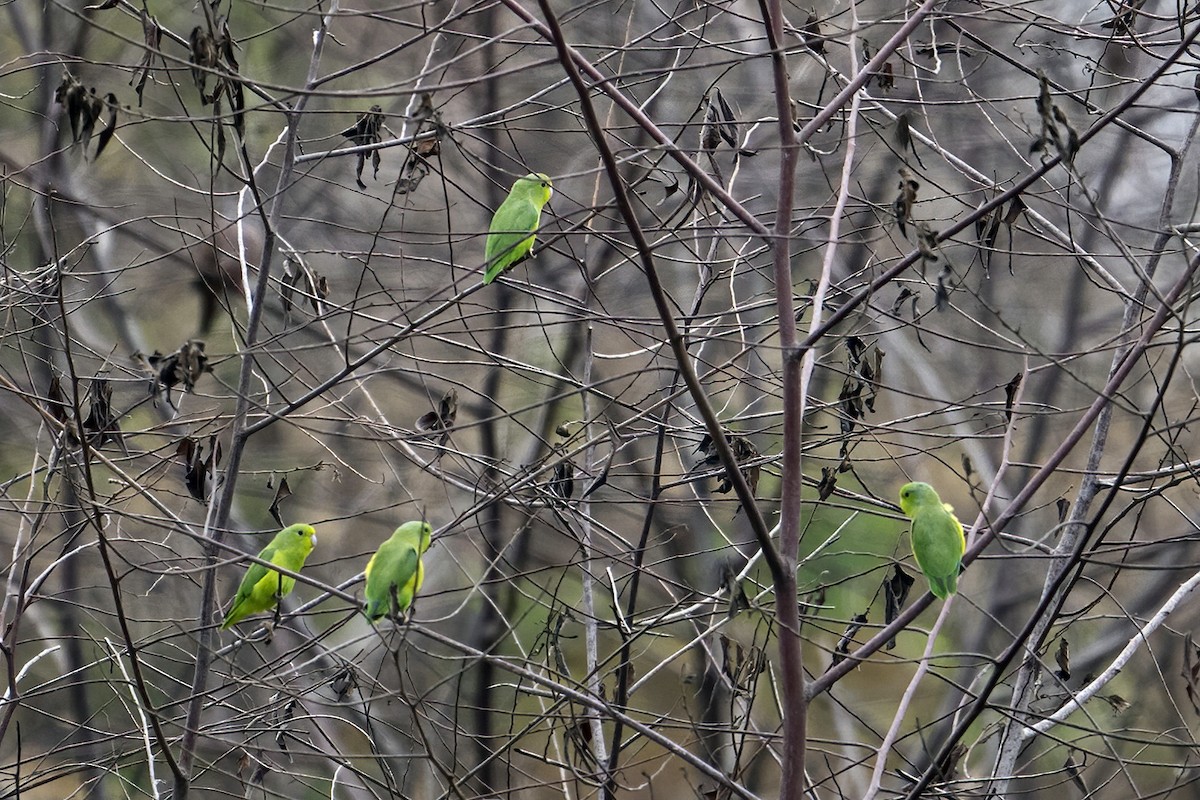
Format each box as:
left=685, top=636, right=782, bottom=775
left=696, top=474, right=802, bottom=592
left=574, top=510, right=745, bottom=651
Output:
left=929, top=571, right=958, bottom=599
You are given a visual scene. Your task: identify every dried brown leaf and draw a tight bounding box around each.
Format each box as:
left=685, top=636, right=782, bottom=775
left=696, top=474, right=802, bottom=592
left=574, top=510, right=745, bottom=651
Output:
left=884, top=565, right=915, bottom=649
left=269, top=476, right=292, bottom=527
left=1004, top=373, right=1022, bottom=421
left=1055, top=637, right=1071, bottom=681
left=549, top=458, right=575, bottom=505
left=817, top=466, right=837, bottom=501
left=416, top=388, right=458, bottom=433
left=831, top=612, right=868, bottom=667
left=721, top=560, right=750, bottom=618
left=130, top=10, right=162, bottom=105
left=83, top=379, right=120, bottom=449
left=801, top=12, right=825, bottom=55
left=1064, top=750, right=1088, bottom=795
left=893, top=168, right=919, bottom=239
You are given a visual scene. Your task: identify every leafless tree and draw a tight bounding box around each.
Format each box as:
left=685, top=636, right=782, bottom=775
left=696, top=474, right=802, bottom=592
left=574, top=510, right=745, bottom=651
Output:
left=2, top=1, right=1200, bottom=799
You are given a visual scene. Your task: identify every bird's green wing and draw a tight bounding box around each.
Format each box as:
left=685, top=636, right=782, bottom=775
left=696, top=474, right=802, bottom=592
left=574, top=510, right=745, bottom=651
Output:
left=236, top=540, right=280, bottom=599
left=910, top=508, right=965, bottom=599
left=364, top=543, right=420, bottom=621
left=484, top=199, right=540, bottom=284
left=220, top=543, right=277, bottom=628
